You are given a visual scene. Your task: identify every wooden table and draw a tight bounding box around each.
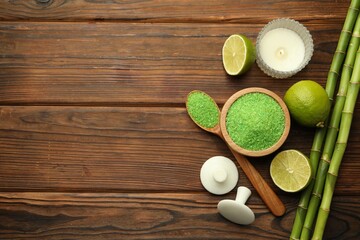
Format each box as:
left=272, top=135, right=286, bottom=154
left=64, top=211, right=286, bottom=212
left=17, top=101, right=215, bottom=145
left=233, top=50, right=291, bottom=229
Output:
left=0, top=1, right=359, bottom=239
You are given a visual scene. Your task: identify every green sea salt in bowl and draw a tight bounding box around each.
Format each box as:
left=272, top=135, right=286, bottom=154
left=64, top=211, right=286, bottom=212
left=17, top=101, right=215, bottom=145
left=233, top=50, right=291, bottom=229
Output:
left=220, top=88, right=290, bottom=157
left=227, top=92, right=285, bottom=150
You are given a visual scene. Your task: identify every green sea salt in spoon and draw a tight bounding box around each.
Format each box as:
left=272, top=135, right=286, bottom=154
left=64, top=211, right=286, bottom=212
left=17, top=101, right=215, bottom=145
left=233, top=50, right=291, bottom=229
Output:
left=186, top=90, right=220, bottom=129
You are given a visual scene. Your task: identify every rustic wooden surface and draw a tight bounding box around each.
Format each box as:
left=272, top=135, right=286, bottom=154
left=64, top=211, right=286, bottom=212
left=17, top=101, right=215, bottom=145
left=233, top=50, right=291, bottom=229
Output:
left=0, top=0, right=359, bottom=239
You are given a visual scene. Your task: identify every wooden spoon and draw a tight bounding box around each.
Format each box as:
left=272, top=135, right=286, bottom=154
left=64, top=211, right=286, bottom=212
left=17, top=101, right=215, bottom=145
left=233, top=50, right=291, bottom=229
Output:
left=186, top=90, right=286, bottom=217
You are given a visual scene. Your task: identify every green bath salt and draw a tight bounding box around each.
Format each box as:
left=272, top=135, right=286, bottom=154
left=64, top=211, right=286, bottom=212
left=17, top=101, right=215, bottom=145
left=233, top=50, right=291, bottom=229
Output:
left=187, top=91, right=219, bottom=129
left=226, top=92, right=285, bottom=151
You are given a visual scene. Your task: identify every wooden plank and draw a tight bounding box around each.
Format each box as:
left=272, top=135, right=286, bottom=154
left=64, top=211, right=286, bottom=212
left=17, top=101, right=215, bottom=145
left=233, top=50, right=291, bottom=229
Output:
left=0, top=106, right=359, bottom=193
left=0, top=0, right=348, bottom=23
left=0, top=21, right=345, bottom=105
left=0, top=1, right=357, bottom=239
left=0, top=192, right=358, bottom=239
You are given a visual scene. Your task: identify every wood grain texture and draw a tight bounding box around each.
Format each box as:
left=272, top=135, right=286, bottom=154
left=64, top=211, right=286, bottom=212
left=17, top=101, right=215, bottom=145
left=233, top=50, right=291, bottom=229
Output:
left=0, top=0, right=348, bottom=23
left=0, top=106, right=359, bottom=193
left=0, top=192, right=359, bottom=240
left=0, top=0, right=359, bottom=239
left=0, top=21, right=350, bottom=105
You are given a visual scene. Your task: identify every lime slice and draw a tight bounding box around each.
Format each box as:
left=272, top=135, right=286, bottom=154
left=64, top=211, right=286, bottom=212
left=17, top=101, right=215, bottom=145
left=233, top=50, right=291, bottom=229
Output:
left=270, top=150, right=311, bottom=192
left=222, top=34, right=256, bottom=76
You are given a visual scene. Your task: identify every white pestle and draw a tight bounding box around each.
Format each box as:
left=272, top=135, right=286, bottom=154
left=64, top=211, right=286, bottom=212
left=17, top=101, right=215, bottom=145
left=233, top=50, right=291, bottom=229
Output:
left=217, top=186, right=255, bottom=225
left=200, top=156, right=238, bottom=195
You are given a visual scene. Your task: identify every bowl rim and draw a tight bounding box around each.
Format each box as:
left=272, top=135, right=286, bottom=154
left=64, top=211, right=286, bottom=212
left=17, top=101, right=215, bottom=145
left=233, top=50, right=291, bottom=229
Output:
left=220, top=87, right=291, bottom=157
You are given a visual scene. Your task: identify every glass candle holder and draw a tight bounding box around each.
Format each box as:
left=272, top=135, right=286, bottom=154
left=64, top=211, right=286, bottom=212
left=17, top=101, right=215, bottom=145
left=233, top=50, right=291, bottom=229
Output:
left=256, top=18, right=314, bottom=79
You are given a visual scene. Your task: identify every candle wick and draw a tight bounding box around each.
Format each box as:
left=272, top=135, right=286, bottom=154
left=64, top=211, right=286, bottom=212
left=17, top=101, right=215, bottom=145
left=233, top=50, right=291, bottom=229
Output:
left=276, top=48, right=287, bottom=59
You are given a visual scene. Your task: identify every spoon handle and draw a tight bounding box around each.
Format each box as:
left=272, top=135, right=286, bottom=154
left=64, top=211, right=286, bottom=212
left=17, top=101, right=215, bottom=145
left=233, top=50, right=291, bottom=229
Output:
left=229, top=147, right=286, bottom=217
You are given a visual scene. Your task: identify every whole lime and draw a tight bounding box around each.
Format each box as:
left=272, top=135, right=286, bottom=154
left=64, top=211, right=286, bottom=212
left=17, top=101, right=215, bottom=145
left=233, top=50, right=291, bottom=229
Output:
left=284, top=80, right=331, bottom=127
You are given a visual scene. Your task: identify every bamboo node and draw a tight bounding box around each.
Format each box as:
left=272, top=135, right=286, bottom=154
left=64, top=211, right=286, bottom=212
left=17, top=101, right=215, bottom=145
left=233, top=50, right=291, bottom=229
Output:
left=349, top=6, right=359, bottom=12
left=327, top=125, right=339, bottom=131
left=310, top=148, right=321, bottom=153
left=298, top=205, right=308, bottom=210
left=302, top=225, right=313, bottom=231
left=312, top=192, right=322, bottom=198
left=335, top=142, right=347, bottom=149
left=320, top=157, right=331, bottom=164
left=329, top=69, right=339, bottom=76
left=335, top=49, right=346, bottom=54
left=341, top=29, right=352, bottom=35
left=320, top=207, right=330, bottom=213
left=328, top=171, right=338, bottom=177
left=343, top=63, right=354, bottom=69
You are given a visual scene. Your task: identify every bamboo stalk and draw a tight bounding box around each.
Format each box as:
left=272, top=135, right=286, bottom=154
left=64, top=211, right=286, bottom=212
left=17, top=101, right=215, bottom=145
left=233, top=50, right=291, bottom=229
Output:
left=290, top=1, right=360, bottom=239
left=300, top=14, right=360, bottom=240
left=312, top=44, right=360, bottom=240
left=290, top=133, right=323, bottom=239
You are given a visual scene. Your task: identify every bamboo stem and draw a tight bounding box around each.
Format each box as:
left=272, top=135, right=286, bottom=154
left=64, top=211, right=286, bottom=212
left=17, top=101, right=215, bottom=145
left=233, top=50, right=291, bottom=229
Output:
left=290, top=1, right=360, bottom=239
left=312, top=45, right=360, bottom=240
left=300, top=15, right=360, bottom=239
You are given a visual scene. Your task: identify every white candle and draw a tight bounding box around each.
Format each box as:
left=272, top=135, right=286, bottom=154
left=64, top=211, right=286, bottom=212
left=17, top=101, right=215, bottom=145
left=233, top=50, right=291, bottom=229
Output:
left=258, top=28, right=305, bottom=72
left=256, top=18, right=313, bottom=78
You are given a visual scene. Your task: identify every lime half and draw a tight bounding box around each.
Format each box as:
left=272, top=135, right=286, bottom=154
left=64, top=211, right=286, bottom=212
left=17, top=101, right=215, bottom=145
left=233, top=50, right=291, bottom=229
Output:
left=270, top=150, right=311, bottom=193
left=222, top=34, right=256, bottom=76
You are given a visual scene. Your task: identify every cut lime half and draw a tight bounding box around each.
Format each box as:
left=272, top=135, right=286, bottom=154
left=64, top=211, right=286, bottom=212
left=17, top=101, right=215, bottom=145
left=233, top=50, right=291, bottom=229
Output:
left=222, top=34, right=256, bottom=76
left=270, top=150, right=311, bottom=193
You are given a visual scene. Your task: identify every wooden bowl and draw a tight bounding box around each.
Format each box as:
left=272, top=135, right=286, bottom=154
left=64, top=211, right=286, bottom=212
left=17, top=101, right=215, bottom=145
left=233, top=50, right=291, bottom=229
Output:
left=220, top=87, right=290, bottom=157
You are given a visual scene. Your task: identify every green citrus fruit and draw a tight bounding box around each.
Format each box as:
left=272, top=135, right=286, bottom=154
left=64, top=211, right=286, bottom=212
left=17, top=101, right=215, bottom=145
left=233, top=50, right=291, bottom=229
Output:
left=270, top=150, right=311, bottom=193
left=284, top=80, right=331, bottom=127
left=222, top=34, right=256, bottom=76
